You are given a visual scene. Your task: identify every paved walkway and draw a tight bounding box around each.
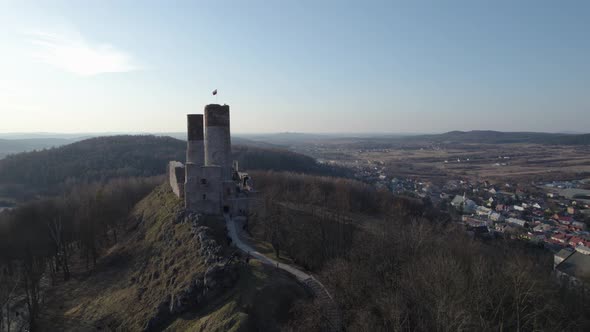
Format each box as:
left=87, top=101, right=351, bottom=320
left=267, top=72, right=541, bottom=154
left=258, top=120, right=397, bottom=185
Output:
left=224, top=214, right=310, bottom=281
left=224, top=214, right=342, bottom=331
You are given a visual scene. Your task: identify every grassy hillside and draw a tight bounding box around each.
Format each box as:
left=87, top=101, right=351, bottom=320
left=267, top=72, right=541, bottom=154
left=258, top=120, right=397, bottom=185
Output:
left=38, top=184, right=307, bottom=331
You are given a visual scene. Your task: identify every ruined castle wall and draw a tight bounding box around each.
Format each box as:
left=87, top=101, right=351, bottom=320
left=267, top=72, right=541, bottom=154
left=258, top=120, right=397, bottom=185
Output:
left=185, top=164, right=223, bottom=215
left=204, top=104, right=231, bottom=181
left=227, top=193, right=260, bottom=216
left=168, top=161, right=185, bottom=198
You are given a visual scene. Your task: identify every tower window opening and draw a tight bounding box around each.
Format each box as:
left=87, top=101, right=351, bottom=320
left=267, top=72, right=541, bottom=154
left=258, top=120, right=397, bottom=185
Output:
left=202, top=194, right=206, bottom=200
left=201, top=178, right=207, bottom=185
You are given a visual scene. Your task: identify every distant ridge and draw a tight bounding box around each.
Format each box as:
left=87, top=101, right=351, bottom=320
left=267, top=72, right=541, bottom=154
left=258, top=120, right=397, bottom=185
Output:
left=0, top=138, right=78, bottom=159
left=409, top=130, right=590, bottom=145
left=223, top=131, right=590, bottom=146
left=0, top=135, right=348, bottom=200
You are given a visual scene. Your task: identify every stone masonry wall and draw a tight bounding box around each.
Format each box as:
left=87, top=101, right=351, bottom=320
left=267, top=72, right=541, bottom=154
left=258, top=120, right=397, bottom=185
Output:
left=168, top=161, right=185, bottom=198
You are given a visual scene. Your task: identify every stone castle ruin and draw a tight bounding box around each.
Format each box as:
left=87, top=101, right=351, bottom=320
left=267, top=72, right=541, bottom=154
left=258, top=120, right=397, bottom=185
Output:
left=168, top=104, right=254, bottom=215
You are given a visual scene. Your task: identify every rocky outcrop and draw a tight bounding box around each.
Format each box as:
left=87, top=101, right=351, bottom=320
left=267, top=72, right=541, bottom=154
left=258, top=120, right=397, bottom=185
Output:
left=144, top=211, right=240, bottom=331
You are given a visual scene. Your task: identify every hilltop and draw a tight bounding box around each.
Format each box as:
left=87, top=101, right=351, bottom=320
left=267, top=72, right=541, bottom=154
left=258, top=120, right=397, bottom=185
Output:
left=37, top=184, right=308, bottom=331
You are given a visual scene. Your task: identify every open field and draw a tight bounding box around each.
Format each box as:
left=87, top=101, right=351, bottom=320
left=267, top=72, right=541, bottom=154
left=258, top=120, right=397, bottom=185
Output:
left=281, top=138, right=590, bottom=184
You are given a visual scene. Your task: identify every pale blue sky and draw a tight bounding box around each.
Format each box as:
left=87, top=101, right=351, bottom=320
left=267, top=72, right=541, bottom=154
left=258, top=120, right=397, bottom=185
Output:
left=0, top=0, right=589, bottom=134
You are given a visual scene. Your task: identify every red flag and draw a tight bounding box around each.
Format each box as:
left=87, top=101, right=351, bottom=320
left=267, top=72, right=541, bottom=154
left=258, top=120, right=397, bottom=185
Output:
left=212, top=89, right=217, bottom=96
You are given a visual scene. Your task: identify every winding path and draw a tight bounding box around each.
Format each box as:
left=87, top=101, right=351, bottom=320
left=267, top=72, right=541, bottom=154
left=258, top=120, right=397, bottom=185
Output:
left=224, top=214, right=342, bottom=331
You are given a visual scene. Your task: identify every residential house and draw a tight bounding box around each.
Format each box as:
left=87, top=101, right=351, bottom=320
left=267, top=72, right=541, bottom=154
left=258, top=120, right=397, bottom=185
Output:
left=533, top=224, right=552, bottom=232
left=557, top=215, right=574, bottom=225
left=569, top=236, right=586, bottom=248
left=554, top=248, right=574, bottom=267
left=489, top=212, right=505, bottom=222
left=496, top=204, right=507, bottom=212
left=555, top=251, right=590, bottom=287
left=552, top=232, right=570, bottom=244
left=577, top=245, right=590, bottom=255
left=476, top=206, right=492, bottom=216
left=507, top=217, right=527, bottom=227
left=514, top=205, right=525, bottom=212
left=451, top=195, right=465, bottom=208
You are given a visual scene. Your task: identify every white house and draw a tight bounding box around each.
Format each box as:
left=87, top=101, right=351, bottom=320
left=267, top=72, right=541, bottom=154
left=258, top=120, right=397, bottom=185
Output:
left=476, top=206, right=492, bottom=216
left=507, top=217, right=527, bottom=227
left=513, top=205, right=525, bottom=212
left=489, top=212, right=505, bottom=222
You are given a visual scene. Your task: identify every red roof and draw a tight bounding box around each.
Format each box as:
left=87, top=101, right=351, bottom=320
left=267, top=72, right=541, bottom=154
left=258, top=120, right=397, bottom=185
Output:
left=569, top=236, right=584, bottom=246
left=552, top=233, right=570, bottom=241
left=559, top=216, right=574, bottom=223
left=544, top=238, right=566, bottom=247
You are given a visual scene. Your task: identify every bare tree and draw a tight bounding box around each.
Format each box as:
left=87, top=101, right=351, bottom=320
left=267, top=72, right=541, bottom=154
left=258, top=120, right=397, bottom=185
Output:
left=21, top=247, right=46, bottom=332
left=46, top=216, right=70, bottom=281
left=0, top=264, right=20, bottom=332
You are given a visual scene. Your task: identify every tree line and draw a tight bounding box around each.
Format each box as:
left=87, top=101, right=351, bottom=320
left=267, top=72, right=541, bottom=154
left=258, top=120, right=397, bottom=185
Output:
left=248, top=171, right=435, bottom=271
left=0, top=176, right=161, bottom=331
left=0, top=135, right=348, bottom=201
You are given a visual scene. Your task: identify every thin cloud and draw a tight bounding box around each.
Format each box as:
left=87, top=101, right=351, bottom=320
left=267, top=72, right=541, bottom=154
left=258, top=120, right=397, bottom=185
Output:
left=28, top=30, right=141, bottom=76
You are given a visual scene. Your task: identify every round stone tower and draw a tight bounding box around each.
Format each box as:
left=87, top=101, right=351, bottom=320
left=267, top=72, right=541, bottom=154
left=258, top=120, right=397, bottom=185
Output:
left=204, top=104, right=231, bottom=180
left=186, top=114, right=204, bottom=166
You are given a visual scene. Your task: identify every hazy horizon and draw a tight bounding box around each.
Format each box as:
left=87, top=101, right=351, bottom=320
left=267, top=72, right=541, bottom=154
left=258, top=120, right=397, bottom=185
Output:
left=0, top=129, right=589, bottom=141
left=1, top=0, right=589, bottom=133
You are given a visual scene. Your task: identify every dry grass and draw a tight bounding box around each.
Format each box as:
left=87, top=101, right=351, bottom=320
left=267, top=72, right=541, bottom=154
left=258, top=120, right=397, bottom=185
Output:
left=351, top=143, right=590, bottom=183
left=39, top=184, right=308, bottom=331
left=168, top=260, right=307, bottom=332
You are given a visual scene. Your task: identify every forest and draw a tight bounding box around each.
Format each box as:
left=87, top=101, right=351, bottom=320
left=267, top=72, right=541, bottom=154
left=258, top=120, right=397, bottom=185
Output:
left=0, top=135, right=347, bottom=201
left=0, top=177, right=161, bottom=330
left=248, top=171, right=590, bottom=331
left=1, top=138, right=588, bottom=331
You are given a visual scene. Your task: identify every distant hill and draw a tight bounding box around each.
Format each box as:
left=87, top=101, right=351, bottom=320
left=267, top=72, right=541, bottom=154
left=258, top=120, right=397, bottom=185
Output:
left=410, top=130, right=590, bottom=145
left=0, top=138, right=77, bottom=159
left=0, top=135, right=346, bottom=200
left=0, top=135, right=283, bottom=160
left=234, top=131, right=590, bottom=151
left=326, top=130, right=590, bottom=150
